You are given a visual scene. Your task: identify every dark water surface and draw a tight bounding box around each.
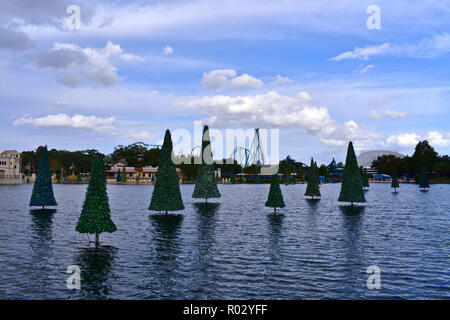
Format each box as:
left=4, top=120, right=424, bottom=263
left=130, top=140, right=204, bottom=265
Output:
left=0, top=183, right=448, bottom=299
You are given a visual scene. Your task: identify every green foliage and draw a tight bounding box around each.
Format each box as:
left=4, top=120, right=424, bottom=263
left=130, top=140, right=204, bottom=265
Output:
left=362, top=168, right=370, bottom=188
left=149, top=130, right=185, bottom=212
left=77, top=172, right=82, bottom=182
left=22, top=147, right=104, bottom=175
left=243, top=164, right=260, bottom=175
left=120, top=165, right=127, bottom=183
left=419, top=167, right=430, bottom=189
left=305, top=158, right=321, bottom=198
left=338, top=142, right=366, bottom=204
left=112, top=144, right=161, bottom=168
left=193, top=125, right=221, bottom=200
left=318, top=164, right=330, bottom=178
left=30, top=146, right=57, bottom=207
left=391, top=172, right=400, bottom=190
left=413, top=140, right=438, bottom=173
left=116, top=169, right=121, bottom=183
left=265, top=174, right=286, bottom=209
left=76, top=157, right=117, bottom=235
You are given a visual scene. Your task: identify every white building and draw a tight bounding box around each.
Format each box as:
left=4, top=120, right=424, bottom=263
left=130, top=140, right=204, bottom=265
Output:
left=0, top=150, right=24, bottom=184
left=357, top=150, right=405, bottom=174
left=0, top=150, right=21, bottom=177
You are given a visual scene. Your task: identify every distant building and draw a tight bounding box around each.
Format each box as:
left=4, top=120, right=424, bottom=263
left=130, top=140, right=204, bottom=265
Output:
left=0, top=150, right=21, bottom=177
left=106, top=163, right=184, bottom=183
left=357, top=150, right=405, bottom=174
left=0, top=150, right=24, bottom=184
left=327, top=158, right=344, bottom=178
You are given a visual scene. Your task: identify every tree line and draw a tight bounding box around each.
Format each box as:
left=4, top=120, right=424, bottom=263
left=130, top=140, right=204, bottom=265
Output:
left=371, top=140, right=450, bottom=179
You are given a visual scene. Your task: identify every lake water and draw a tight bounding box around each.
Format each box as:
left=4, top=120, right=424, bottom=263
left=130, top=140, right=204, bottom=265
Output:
left=0, top=183, right=448, bottom=299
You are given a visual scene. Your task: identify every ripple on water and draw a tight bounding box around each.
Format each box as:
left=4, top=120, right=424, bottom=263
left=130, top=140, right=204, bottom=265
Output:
left=0, top=183, right=448, bottom=299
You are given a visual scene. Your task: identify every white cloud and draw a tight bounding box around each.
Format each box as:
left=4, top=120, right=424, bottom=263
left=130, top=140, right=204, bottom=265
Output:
left=384, top=110, right=411, bottom=119
left=29, top=41, right=143, bottom=87
left=0, top=27, right=35, bottom=51
left=359, top=64, right=375, bottom=74
left=201, top=69, right=264, bottom=90
left=162, top=45, right=173, bottom=55
left=332, top=33, right=450, bottom=62
left=370, top=109, right=411, bottom=120
left=272, top=74, right=293, bottom=85
left=13, top=113, right=115, bottom=133
left=122, top=130, right=155, bottom=141
left=174, top=90, right=381, bottom=148
left=386, top=133, right=421, bottom=148
left=229, top=73, right=263, bottom=88
left=386, top=131, right=450, bottom=149
left=369, top=110, right=382, bottom=119
left=399, top=32, right=450, bottom=58
left=330, top=43, right=390, bottom=61
left=425, top=131, right=450, bottom=147
left=201, top=69, right=236, bottom=90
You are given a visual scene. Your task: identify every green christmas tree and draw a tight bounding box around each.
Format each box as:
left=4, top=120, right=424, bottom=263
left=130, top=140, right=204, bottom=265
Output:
left=265, top=174, right=286, bottom=214
left=76, top=157, right=117, bottom=246
left=77, top=171, right=82, bottom=183
left=149, top=130, right=185, bottom=214
left=230, top=171, right=236, bottom=184
left=419, top=167, right=430, bottom=190
left=391, top=171, right=400, bottom=192
left=116, top=168, right=121, bottom=183
left=193, top=125, right=221, bottom=203
left=30, top=146, right=57, bottom=209
left=120, top=165, right=127, bottom=184
left=255, top=173, right=261, bottom=184
left=362, top=168, right=370, bottom=190
left=338, top=141, right=366, bottom=206
left=314, top=161, right=321, bottom=185
left=305, top=158, right=321, bottom=199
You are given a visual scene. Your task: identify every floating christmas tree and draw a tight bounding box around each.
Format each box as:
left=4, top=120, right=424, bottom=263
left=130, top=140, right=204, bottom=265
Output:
left=30, top=146, right=57, bottom=209
left=391, top=171, right=400, bottom=192
left=419, top=167, right=430, bottom=190
left=116, top=168, right=121, bottom=184
left=362, top=168, right=370, bottom=190
left=193, top=125, right=221, bottom=203
left=76, top=157, right=117, bottom=246
left=255, top=173, right=261, bottom=184
left=149, top=130, right=185, bottom=214
left=338, top=141, right=366, bottom=206
left=314, top=161, right=321, bottom=186
left=230, top=171, right=236, bottom=184
left=305, top=158, right=321, bottom=199
left=120, top=165, right=127, bottom=184
left=265, top=174, right=286, bottom=214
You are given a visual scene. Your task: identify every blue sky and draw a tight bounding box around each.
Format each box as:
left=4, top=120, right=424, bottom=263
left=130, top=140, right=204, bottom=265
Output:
left=1, top=0, right=450, bottom=164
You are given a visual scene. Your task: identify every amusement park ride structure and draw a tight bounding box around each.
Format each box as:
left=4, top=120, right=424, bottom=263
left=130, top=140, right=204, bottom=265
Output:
left=231, top=128, right=266, bottom=168
left=113, top=129, right=269, bottom=169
